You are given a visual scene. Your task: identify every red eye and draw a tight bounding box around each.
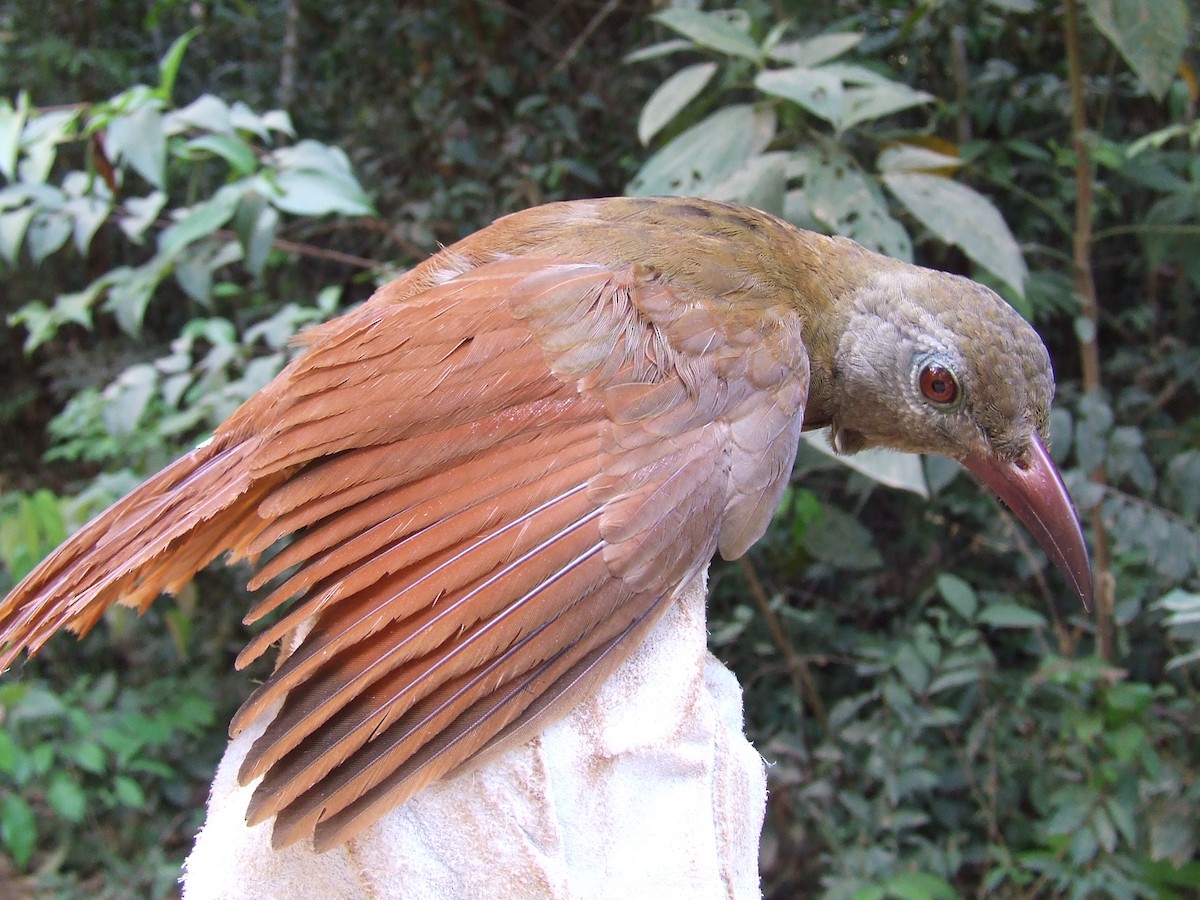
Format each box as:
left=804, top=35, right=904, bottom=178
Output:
left=919, top=364, right=959, bottom=405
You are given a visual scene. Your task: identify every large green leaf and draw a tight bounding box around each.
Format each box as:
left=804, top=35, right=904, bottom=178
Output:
left=25, top=209, right=71, bottom=263
left=164, top=94, right=232, bottom=136
left=183, top=133, right=258, bottom=175
left=107, top=103, right=166, bottom=189
left=703, top=152, right=787, bottom=216
left=883, top=172, right=1027, bottom=295
left=158, top=184, right=243, bottom=256
left=626, top=104, right=776, bottom=196
left=653, top=9, right=760, bottom=61
left=265, top=141, right=373, bottom=216
left=840, top=82, right=932, bottom=132
left=801, top=430, right=929, bottom=497
left=638, top=62, right=718, bottom=145
left=768, top=32, right=862, bottom=67
left=755, top=67, right=844, bottom=126
left=1086, top=0, right=1189, bottom=100
left=803, top=147, right=912, bottom=260
left=265, top=169, right=373, bottom=217
left=17, top=109, right=78, bottom=185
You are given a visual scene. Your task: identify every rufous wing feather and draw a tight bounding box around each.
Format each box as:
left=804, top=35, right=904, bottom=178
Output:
left=0, top=250, right=809, bottom=850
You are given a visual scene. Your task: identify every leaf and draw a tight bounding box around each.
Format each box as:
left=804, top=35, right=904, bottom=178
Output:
left=104, top=260, right=167, bottom=335
left=226, top=102, right=264, bottom=141
left=704, top=153, right=788, bottom=216
left=101, top=363, right=157, bottom=436
left=938, top=573, right=978, bottom=619
left=265, top=169, right=373, bottom=216
left=803, top=504, right=883, bottom=570
left=158, top=184, right=243, bottom=256
left=803, top=147, right=913, bottom=260
left=259, top=109, right=295, bottom=137
left=1164, top=450, right=1200, bottom=518
left=0, top=794, right=35, bottom=866
left=878, top=144, right=962, bottom=174
left=977, top=603, right=1047, bottom=629
left=884, top=172, right=1028, bottom=295
left=884, top=872, right=959, bottom=900
left=26, top=209, right=72, bottom=263
left=112, top=774, right=145, bottom=809
left=840, top=82, right=932, bottom=132
left=17, top=108, right=79, bottom=184
left=165, top=94, right=232, bottom=136
left=173, top=238, right=243, bottom=303
left=768, top=32, right=862, bottom=67
left=638, top=63, right=718, bottom=145
left=0, top=205, right=34, bottom=263
left=756, top=67, right=844, bottom=126
left=244, top=203, right=278, bottom=277
left=67, top=195, right=111, bottom=255
left=107, top=103, right=166, bottom=189
left=624, top=39, right=695, bottom=64
left=627, top=104, right=776, bottom=196
left=802, top=429, right=928, bottom=496
left=0, top=92, right=29, bottom=181
left=119, top=190, right=166, bottom=243
left=47, top=773, right=87, bottom=823
left=156, top=29, right=198, bottom=101
left=653, top=9, right=760, bottom=61
left=1086, top=0, right=1190, bottom=100
left=264, top=141, right=373, bottom=215
left=183, top=133, right=258, bottom=175
left=69, top=741, right=107, bottom=775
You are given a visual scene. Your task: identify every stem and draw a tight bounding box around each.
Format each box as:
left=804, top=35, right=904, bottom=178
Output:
left=737, top=556, right=828, bottom=728
left=1063, top=0, right=1114, bottom=663
left=278, top=0, right=300, bottom=109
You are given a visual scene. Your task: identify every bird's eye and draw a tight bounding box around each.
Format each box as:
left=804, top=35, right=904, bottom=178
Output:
left=919, top=364, right=959, bottom=406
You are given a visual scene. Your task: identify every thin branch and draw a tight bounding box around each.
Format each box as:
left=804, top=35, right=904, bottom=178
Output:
left=737, top=555, right=828, bottom=728
left=550, top=0, right=622, bottom=76
left=1064, top=0, right=1115, bottom=663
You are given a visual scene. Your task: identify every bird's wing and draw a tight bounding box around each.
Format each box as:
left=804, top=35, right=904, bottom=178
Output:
left=0, top=255, right=807, bottom=851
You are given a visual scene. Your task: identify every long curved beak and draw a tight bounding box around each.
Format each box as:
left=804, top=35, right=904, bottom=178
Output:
left=961, top=433, right=1093, bottom=609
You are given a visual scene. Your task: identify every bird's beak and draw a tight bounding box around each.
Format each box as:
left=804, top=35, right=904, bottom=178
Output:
left=961, top=433, right=1093, bottom=609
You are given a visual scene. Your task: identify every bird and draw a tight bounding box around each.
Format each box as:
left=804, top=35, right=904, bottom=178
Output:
left=0, top=196, right=1092, bottom=860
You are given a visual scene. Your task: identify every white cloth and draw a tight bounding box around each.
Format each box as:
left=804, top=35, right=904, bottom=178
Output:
left=182, top=572, right=767, bottom=899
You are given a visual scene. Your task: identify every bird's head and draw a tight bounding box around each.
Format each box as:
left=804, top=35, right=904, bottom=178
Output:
left=825, top=265, right=1093, bottom=608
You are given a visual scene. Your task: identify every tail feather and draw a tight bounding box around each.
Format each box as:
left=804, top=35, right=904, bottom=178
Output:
left=0, top=436, right=274, bottom=671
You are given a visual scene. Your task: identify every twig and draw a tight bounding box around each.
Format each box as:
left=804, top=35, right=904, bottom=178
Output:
left=1063, top=0, right=1115, bottom=663
left=737, top=556, right=828, bottom=728
left=550, top=0, right=622, bottom=76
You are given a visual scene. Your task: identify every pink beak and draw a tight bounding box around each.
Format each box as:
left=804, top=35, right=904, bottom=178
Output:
left=961, top=433, right=1093, bottom=609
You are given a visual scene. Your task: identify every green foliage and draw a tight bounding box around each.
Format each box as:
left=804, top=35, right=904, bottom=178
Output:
left=645, top=2, right=1200, bottom=898
left=0, top=672, right=217, bottom=886
left=627, top=6, right=1026, bottom=294
left=0, top=34, right=371, bottom=353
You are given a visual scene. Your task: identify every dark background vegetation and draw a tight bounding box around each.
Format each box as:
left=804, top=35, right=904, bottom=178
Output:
left=0, top=1, right=1196, bottom=897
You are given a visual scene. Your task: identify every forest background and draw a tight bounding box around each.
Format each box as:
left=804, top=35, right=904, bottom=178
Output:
left=0, top=1, right=1196, bottom=897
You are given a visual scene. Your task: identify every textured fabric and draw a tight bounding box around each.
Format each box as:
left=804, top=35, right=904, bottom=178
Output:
left=182, top=572, right=767, bottom=899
